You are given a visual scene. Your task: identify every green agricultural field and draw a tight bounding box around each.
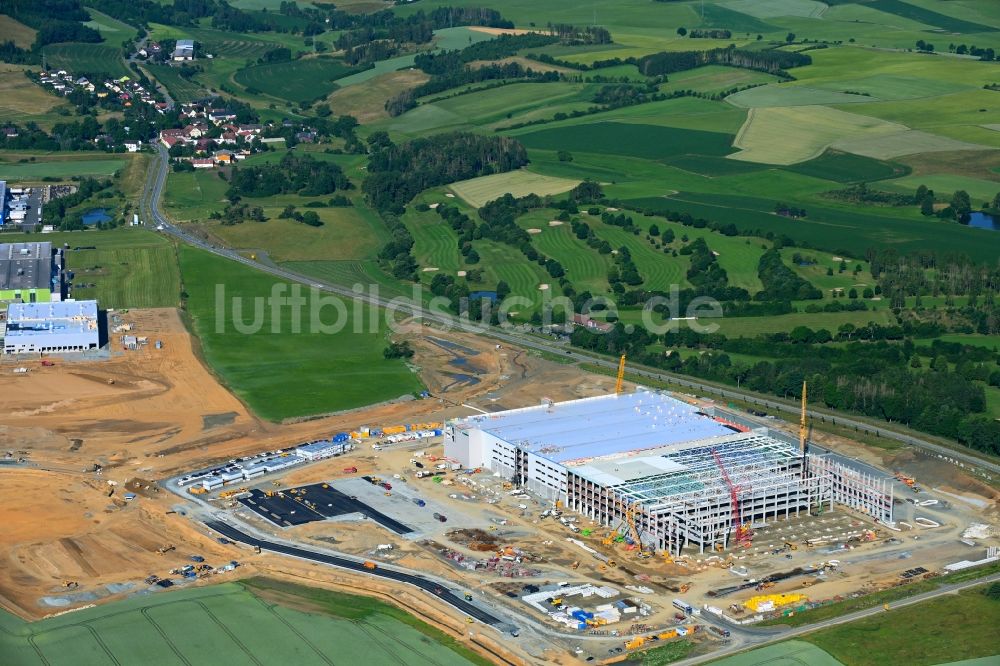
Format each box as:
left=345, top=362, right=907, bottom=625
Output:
left=179, top=245, right=423, bottom=421
left=284, top=260, right=416, bottom=301
left=447, top=169, right=580, bottom=207
left=0, top=157, right=127, bottom=181
left=730, top=105, right=903, bottom=164
left=709, top=640, right=843, bottom=666
left=207, top=206, right=387, bottom=263
left=802, top=585, right=1000, bottom=666
left=865, top=0, right=997, bottom=33
left=887, top=173, right=1000, bottom=205
left=234, top=57, right=359, bottom=103
left=660, top=66, right=779, bottom=97
left=0, top=228, right=179, bottom=309
left=0, top=580, right=488, bottom=666
left=146, top=64, right=206, bottom=103
left=782, top=150, right=907, bottom=183
left=69, top=245, right=180, bottom=308
left=727, top=85, right=878, bottom=108
left=721, top=0, right=828, bottom=19
left=163, top=169, right=230, bottom=221
left=517, top=122, right=736, bottom=160
left=83, top=7, right=136, bottom=36
left=41, top=43, right=130, bottom=79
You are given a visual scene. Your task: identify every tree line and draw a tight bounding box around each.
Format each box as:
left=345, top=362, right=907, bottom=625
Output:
left=635, top=47, right=811, bottom=77
left=570, top=321, right=1000, bottom=455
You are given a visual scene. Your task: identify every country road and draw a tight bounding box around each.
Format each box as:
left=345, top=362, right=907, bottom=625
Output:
left=142, top=144, right=1000, bottom=477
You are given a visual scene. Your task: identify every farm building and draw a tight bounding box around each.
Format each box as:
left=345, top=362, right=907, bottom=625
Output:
left=445, top=390, right=893, bottom=554
left=3, top=300, right=99, bottom=354
left=0, top=241, right=60, bottom=303
left=173, top=40, right=195, bottom=61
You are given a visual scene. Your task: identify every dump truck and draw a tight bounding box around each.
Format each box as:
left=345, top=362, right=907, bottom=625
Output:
left=363, top=561, right=377, bottom=570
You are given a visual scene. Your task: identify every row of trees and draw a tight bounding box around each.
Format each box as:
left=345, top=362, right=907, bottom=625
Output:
left=636, top=46, right=811, bottom=77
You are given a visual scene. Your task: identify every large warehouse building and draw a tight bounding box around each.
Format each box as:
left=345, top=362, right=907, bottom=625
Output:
left=445, top=390, right=893, bottom=554
left=0, top=241, right=60, bottom=303
left=3, top=300, right=99, bottom=354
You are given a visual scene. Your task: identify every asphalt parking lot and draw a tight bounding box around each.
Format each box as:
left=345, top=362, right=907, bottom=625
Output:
left=240, top=484, right=413, bottom=534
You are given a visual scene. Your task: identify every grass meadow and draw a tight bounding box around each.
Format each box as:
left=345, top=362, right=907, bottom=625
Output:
left=448, top=170, right=580, bottom=207
left=179, top=245, right=423, bottom=420
left=802, top=585, right=1000, bottom=666
left=0, top=228, right=179, bottom=309
left=0, top=15, right=36, bottom=48
left=0, top=65, right=71, bottom=129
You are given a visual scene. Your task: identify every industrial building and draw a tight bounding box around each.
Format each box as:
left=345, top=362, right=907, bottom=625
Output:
left=0, top=241, right=60, bottom=303
left=0, top=180, right=6, bottom=224
left=173, top=40, right=195, bottom=61
left=445, top=390, right=894, bottom=555
left=3, top=300, right=99, bottom=354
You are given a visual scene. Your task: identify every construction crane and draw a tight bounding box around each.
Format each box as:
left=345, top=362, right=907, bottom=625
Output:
left=799, top=380, right=808, bottom=454
left=625, top=502, right=652, bottom=557
left=615, top=354, right=626, bottom=394
left=711, top=448, right=752, bottom=548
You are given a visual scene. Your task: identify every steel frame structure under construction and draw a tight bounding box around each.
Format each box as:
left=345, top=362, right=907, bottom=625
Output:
left=445, top=390, right=894, bottom=554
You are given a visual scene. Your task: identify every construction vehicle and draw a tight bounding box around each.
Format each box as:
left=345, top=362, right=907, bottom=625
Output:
left=679, top=582, right=691, bottom=594
left=63, top=581, right=79, bottom=589
left=784, top=541, right=798, bottom=551
left=271, top=481, right=282, bottom=487
left=363, top=561, right=377, bottom=570
left=711, top=448, right=752, bottom=548
left=466, top=617, right=474, bottom=624
left=157, top=545, right=175, bottom=555
left=571, top=561, right=580, bottom=569
left=219, top=487, right=248, bottom=499
left=188, top=486, right=208, bottom=495
left=343, top=467, right=358, bottom=474
left=41, top=360, right=54, bottom=366
left=464, top=593, right=473, bottom=601
left=253, top=545, right=262, bottom=554
left=615, top=354, right=626, bottom=394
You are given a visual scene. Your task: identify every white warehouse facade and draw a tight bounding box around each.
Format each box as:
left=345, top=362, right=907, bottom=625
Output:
left=445, top=390, right=893, bottom=554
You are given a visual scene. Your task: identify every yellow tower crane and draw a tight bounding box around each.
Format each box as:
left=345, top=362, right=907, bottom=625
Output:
left=799, top=380, right=808, bottom=454
left=615, top=354, right=626, bottom=394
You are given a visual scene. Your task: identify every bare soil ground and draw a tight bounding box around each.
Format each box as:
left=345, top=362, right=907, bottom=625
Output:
left=0, top=308, right=607, bottom=625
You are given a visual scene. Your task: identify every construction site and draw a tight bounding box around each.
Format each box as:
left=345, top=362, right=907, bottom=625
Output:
left=446, top=384, right=894, bottom=557
left=0, top=310, right=997, bottom=665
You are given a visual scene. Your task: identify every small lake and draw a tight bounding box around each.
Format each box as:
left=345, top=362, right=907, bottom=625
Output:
left=81, top=208, right=112, bottom=226
left=968, top=211, right=999, bottom=231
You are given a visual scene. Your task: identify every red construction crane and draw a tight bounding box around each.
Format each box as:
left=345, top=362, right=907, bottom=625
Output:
left=712, top=448, right=752, bottom=548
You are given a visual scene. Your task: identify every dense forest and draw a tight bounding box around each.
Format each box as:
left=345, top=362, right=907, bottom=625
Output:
left=363, top=131, right=528, bottom=212
left=226, top=153, right=351, bottom=199
left=755, top=249, right=823, bottom=301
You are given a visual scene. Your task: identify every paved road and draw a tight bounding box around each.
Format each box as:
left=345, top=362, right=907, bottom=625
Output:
left=204, top=520, right=506, bottom=626
left=143, top=146, right=999, bottom=477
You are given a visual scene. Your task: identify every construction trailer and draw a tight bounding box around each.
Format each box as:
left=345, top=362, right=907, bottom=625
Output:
left=445, top=390, right=893, bottom=555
